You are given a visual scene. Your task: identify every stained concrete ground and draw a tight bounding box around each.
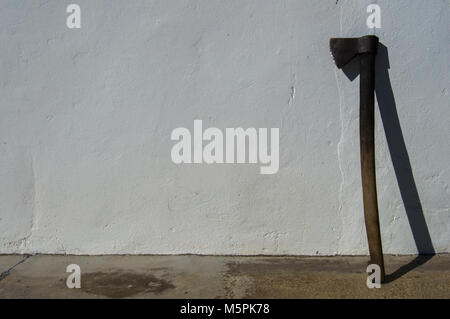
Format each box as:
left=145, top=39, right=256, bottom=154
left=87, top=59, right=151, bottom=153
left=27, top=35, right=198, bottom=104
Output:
left=0, top=254, right=448, bottom=298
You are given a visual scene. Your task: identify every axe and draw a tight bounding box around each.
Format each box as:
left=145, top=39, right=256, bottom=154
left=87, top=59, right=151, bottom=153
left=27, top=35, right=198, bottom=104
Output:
left=330, top=35, right=385, bottom=282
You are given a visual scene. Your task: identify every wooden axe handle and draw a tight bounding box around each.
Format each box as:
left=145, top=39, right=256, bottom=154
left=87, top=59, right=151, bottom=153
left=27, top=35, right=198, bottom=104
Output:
left=360, top=52, right=385, bottom=282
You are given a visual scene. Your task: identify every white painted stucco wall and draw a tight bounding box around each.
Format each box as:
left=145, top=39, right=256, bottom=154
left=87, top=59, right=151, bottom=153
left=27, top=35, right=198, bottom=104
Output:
left=1, top=0, right=449, bottom=255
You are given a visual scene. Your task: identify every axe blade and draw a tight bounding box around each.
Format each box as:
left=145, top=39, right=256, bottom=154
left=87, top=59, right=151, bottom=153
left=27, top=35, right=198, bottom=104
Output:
left=330, top=36, right=378, bottom=69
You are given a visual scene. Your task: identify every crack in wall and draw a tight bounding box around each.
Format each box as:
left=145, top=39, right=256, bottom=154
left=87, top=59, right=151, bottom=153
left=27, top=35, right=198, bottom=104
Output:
left=287, top=74, right=296, bottom=107
left=0, top=255, right=32, bottom=282
left=334, top=69, right=346, bottom=253
left=22, top=152, right=39, bottom=253
left=334, top=0, right=347, bottom=253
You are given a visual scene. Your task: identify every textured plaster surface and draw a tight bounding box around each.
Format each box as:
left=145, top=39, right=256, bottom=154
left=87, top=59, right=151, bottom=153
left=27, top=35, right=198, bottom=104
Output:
left=0, top=0, right=449, bottom=254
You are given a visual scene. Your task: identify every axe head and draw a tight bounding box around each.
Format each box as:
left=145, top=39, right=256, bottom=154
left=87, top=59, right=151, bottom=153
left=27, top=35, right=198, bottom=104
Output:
left=330, top=35, right=379, bottom=69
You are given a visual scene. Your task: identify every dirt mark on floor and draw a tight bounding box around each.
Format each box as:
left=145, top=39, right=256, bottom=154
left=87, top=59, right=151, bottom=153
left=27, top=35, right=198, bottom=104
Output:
left=81, top=271, right=175, bottom=298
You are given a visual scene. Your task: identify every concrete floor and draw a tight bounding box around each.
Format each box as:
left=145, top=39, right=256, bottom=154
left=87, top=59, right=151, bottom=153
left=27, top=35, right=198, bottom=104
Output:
left=0, top=254, right=448, bottom=298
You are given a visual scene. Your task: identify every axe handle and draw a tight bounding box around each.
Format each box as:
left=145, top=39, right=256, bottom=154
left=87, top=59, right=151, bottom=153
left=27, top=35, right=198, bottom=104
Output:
left=359, top=52, right=385, bottom=282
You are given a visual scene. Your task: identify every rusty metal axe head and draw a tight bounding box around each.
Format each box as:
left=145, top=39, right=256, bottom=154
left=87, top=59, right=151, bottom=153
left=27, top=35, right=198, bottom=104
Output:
left=330, top=35, right=379, bottom=68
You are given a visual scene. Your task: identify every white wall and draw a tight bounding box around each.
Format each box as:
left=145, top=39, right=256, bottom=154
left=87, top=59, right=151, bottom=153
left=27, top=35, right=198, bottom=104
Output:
left=0, top=0, right=449, bottom=255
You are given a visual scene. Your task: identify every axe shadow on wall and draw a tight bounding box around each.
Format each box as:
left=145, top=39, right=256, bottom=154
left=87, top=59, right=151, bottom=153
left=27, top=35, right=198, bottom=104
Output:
left=340, top=43, right=436, bottom=283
